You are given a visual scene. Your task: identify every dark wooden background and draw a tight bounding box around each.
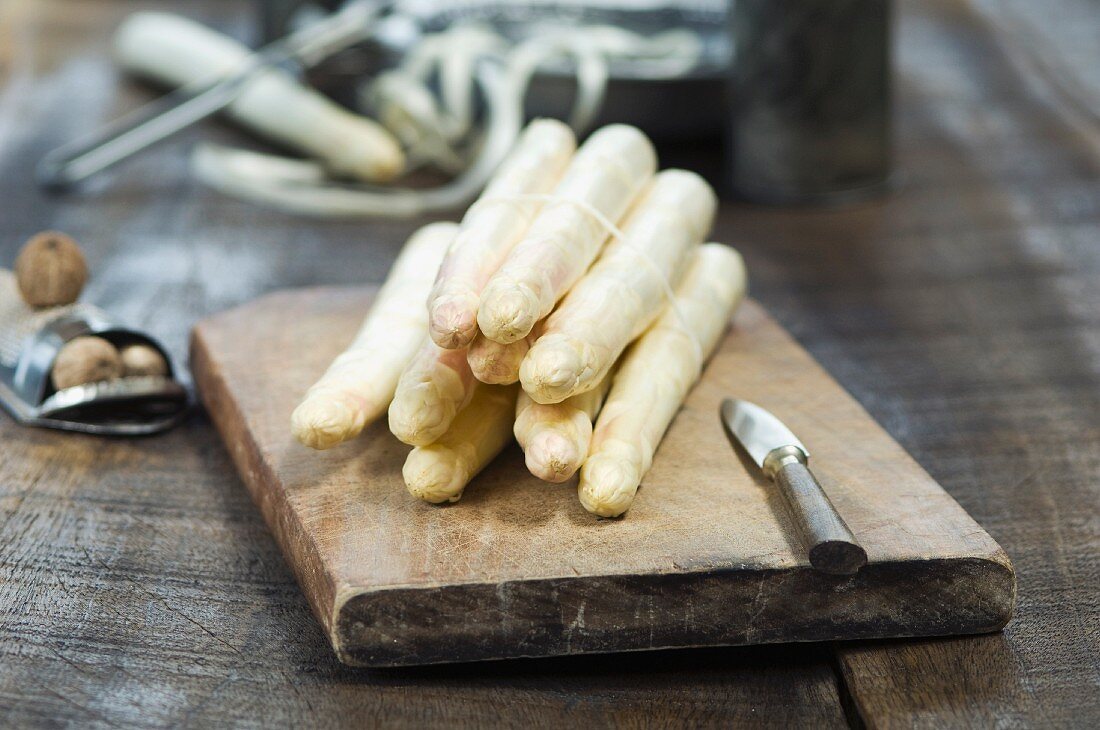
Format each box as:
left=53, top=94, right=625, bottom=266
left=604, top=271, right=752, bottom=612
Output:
left=1, top=0, right=1097, bottom=726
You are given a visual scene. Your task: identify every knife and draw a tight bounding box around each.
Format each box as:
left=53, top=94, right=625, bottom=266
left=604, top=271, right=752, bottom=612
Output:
left=720, top=398, right=867, bottom=575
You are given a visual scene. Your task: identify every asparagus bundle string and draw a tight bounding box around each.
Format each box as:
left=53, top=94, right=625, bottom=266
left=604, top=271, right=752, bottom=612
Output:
left=520, top=169, right=717, bottom=404
left=291, top=222, right=456, bottom=450
left=287, top=121, right=751, bottom=518
left=578, top=244, right=748, bottom=517
left=476, top=124, right=657, bottom=344
left=427, top=120, right=576, bottom=349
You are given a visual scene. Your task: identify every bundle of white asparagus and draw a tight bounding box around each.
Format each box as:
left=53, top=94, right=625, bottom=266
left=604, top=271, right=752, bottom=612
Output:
left=292, top=121, right=747, bottom=515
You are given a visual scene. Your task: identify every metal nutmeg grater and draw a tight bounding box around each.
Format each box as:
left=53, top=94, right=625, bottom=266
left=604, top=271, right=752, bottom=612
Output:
left=0, top=271, right=188, bottom=435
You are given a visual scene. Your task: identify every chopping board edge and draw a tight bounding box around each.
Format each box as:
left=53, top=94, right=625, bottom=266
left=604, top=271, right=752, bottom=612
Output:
left=328, top=554, right=1014, bottom=666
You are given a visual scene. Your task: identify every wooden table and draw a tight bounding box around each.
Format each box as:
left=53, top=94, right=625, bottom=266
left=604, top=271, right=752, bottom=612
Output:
left=1, top=0, right=1097, bottom=726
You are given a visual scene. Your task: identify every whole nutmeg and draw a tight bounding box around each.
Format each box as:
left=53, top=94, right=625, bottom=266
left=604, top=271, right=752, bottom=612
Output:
left=119, top=343, right=169, bottom=377
left=15, top=231, right=88, bottom=308
left=51, top=336, right=123, bottom=390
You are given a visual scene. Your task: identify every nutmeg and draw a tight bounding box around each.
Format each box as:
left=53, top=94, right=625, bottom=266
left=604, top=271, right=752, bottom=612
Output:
left=119, top=343, right=168, bottom=377
left=51, top=336, right=123, bottom=390
left=15, top=231, right=88, bottom=308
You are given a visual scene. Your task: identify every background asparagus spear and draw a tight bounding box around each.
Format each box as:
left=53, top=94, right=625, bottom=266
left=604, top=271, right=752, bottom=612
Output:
left=114, top=12, right=405, bottom=182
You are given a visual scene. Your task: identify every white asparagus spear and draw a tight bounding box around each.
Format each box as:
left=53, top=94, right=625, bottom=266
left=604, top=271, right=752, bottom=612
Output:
left=579, top=244, right=748, bottom=517
left=476, top=124, right=657, bottom=344
left=388, top=338, right=478, bottom=447
left=427, top=120, right=576, bottom=349
left=291, top=222, right=456, bottom=449
left=114, top=12, right=404, bottom=182
left=514, top=373, right=613, bottom=483
left=520, top=169, right=717, bottom=404
left=467, top=332, right=528, bottom=385
left=403, top=383, right=519, bottom=503
left=466, top=319, right=544, bottom=385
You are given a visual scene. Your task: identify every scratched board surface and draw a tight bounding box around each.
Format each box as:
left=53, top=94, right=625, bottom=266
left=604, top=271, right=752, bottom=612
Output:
left=190, top=287, right=1014, bottom=666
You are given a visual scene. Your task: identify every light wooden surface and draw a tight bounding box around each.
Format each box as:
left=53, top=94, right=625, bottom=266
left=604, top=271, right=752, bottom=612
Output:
left=191, top=288, right=1013, bottom=666
left=0, top=0, right=1097, bottom=725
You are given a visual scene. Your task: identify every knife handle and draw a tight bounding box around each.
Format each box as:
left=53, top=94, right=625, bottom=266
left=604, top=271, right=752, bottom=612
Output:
left=764, top=447, right=867, bottom=575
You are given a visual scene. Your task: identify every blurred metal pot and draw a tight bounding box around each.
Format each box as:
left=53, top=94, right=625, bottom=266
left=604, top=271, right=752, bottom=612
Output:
left=726, top=0, right=893, bottom=204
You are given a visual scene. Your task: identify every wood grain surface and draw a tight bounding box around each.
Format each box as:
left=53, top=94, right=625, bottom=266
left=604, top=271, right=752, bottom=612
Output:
left=0, top=0, right=1097, bottom=725
left=190, top=288, right=1012, bottom=666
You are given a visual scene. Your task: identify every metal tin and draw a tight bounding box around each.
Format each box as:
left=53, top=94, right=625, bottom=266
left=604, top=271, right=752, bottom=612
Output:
left=727, top=0, right=893, bottom=204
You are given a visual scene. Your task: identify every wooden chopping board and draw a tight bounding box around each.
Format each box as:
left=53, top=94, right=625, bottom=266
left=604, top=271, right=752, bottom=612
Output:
left=190, top=287, right=1015, bottom=667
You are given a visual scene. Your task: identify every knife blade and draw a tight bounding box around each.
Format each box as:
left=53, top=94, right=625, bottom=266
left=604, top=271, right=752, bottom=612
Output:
left=720, top=398, right=867, bottom=575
